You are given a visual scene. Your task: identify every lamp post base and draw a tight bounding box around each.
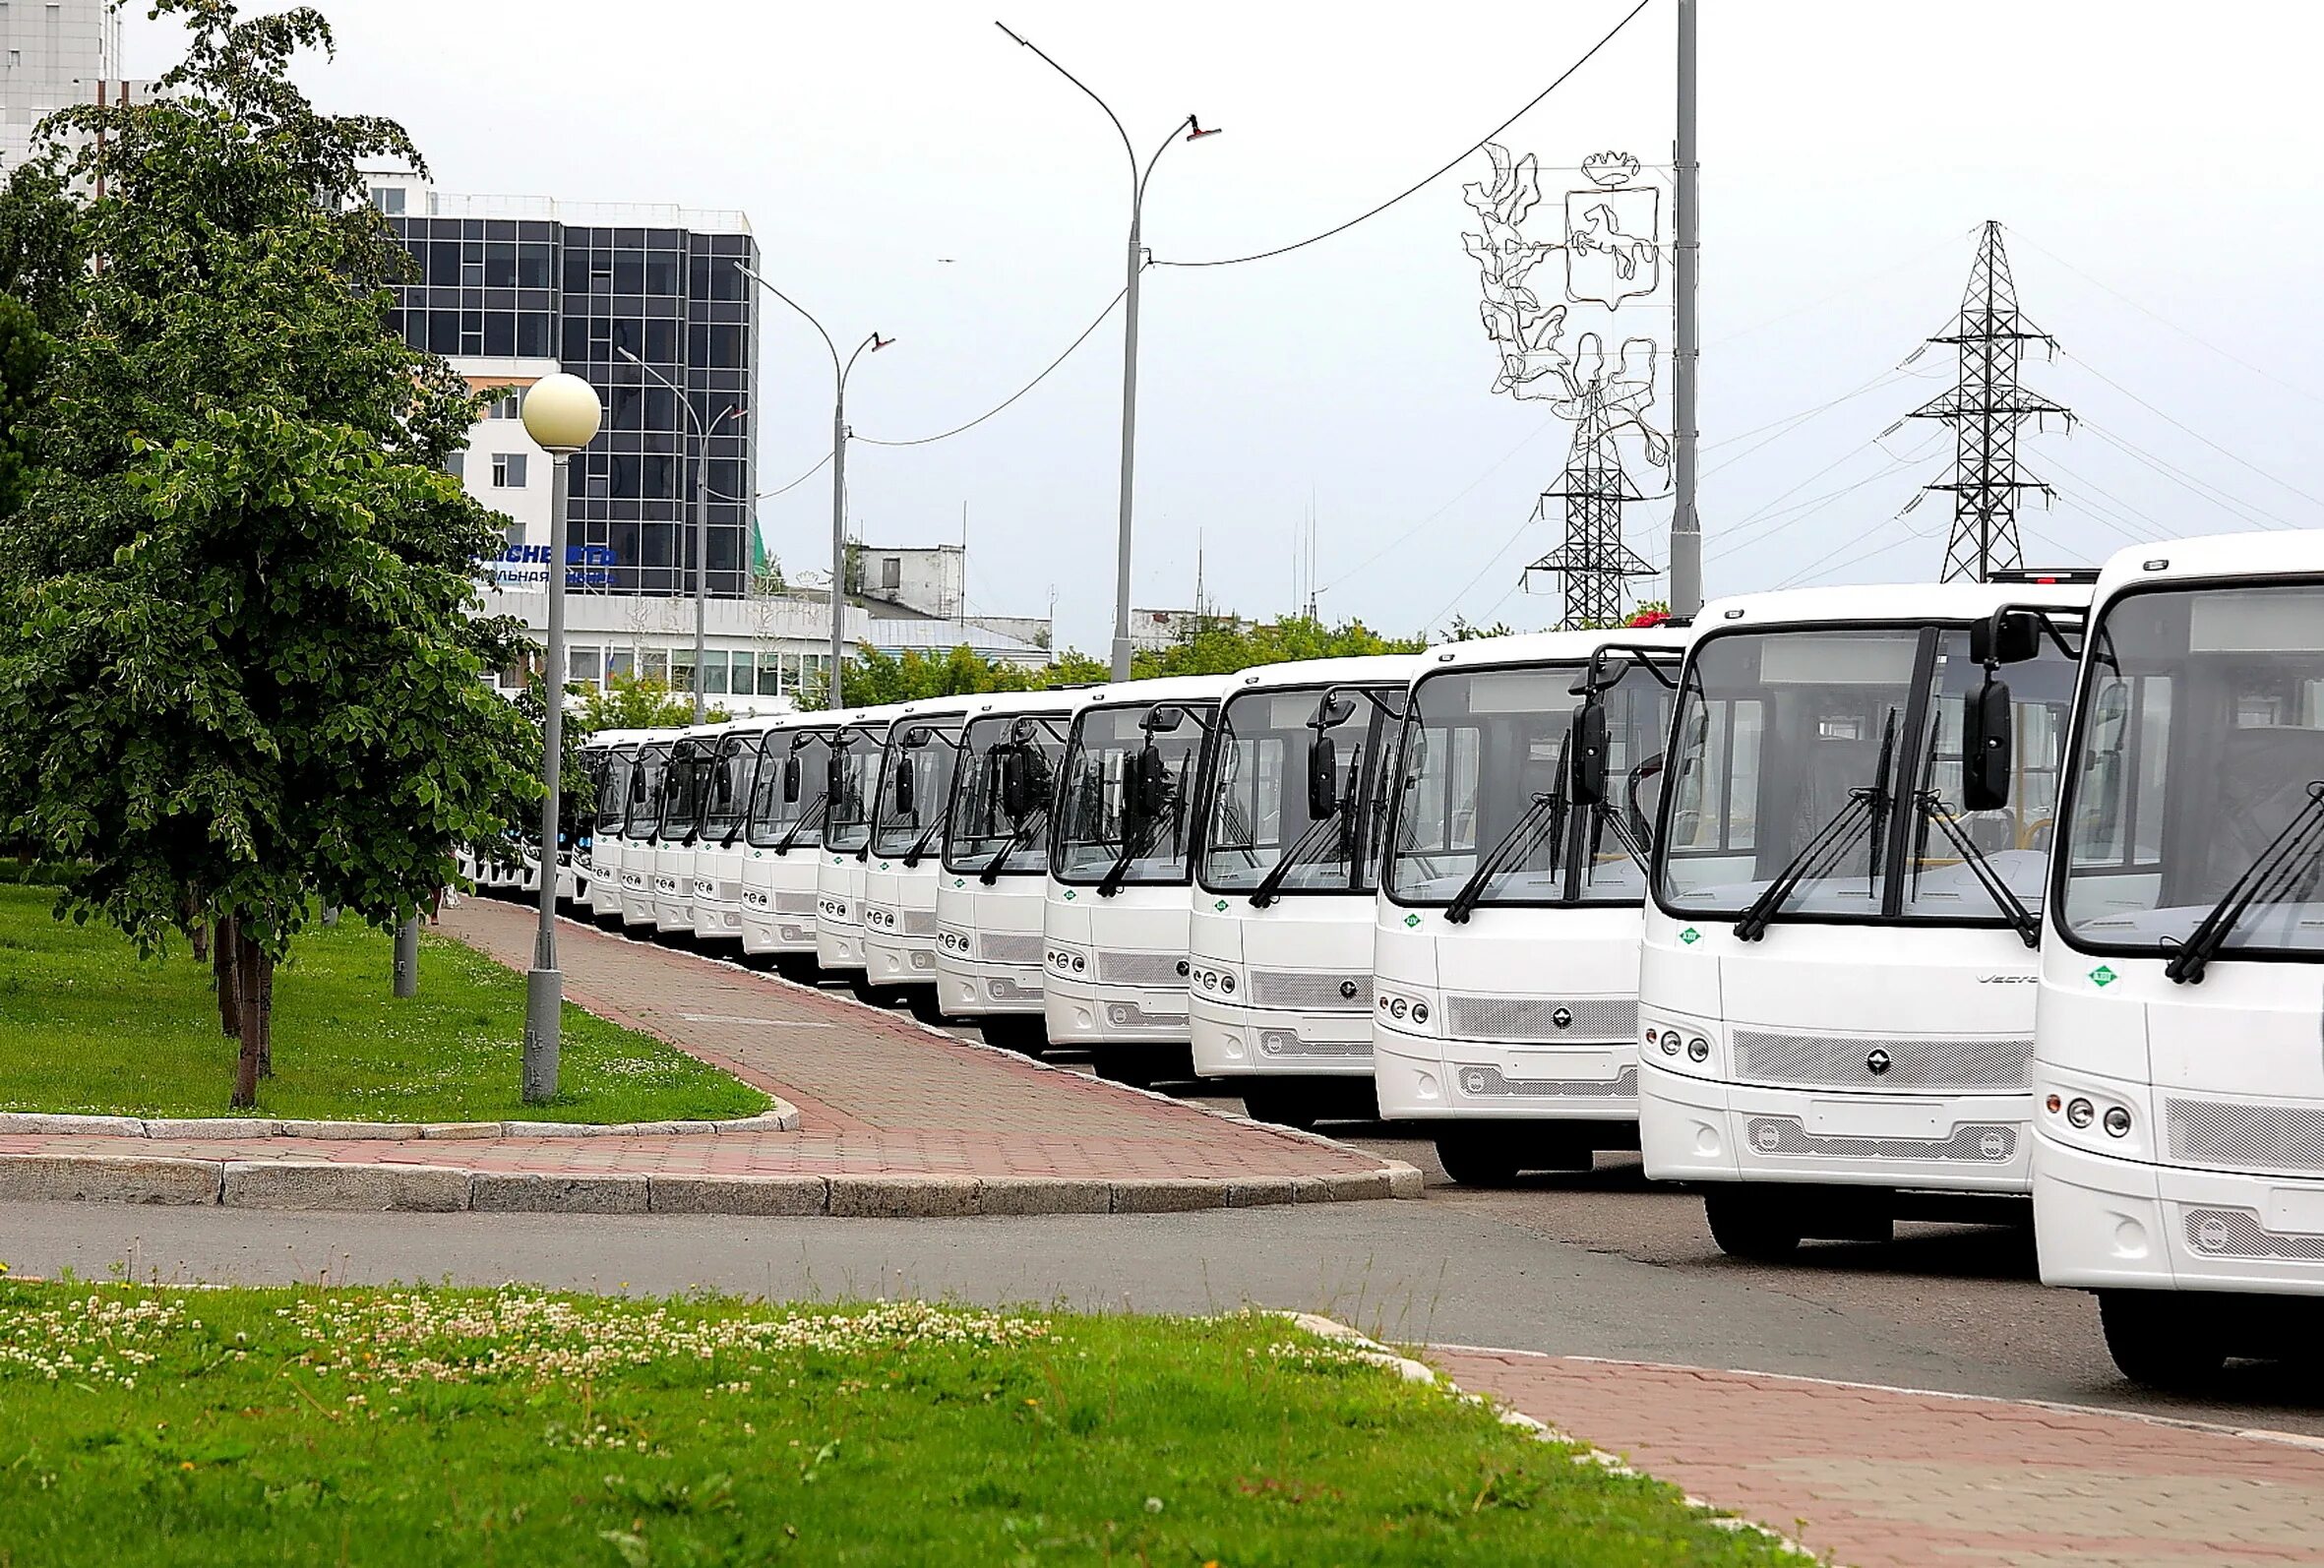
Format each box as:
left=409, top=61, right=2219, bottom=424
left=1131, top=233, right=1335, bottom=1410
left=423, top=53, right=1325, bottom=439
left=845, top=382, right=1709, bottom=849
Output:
left=521, top=967, right=562, bottom=1104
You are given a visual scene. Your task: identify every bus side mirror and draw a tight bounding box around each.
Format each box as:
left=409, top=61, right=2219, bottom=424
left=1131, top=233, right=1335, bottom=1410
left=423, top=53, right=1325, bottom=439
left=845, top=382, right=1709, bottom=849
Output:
left=1126, top=743, right=1170, bottom=830
left=826, top=756, right=845, bottom=799
left=1570, top=702, right=1611, bottom=807
left=1971, top=610, right=2042, bottom=667
left=1000, top=749, right=1033, bottom=820
left=1963, top=678, right=2014, bottom=813
left=1307, top=734, right=1340, bottom=819
left=782, top=754, right=802, bottom=802
left=894, top=759, right=917, bottom=816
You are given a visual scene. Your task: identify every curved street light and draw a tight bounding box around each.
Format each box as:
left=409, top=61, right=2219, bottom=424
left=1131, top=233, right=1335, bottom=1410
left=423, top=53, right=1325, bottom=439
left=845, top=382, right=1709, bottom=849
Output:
left=998, top=21, right=1219, bottom=679
left=734, top=260, right=889, bottom=710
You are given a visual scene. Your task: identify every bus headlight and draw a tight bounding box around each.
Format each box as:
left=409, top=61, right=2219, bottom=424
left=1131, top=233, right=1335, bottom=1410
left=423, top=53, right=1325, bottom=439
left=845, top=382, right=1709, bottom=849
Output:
left=2066, top=1098, right=2096, bottom=1129
left=1661, top=1030, right=1682, bottom=1056
left=1410, top=1001, right=1426, bottom=1023
left=1686, top=1036, right=1710, bottom=1062
left=2103, top=1106, right=2132, bottom=1138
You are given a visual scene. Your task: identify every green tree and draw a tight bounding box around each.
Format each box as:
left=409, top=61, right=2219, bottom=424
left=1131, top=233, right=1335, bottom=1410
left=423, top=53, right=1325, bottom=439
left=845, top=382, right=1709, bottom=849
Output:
left=1129, top=613, right=1425, bottom=678
left=576, top=672, right=727, bottom=734
left=0, top=294, right=48, bottom=526
left=0, top=1, right=540, bottom=1107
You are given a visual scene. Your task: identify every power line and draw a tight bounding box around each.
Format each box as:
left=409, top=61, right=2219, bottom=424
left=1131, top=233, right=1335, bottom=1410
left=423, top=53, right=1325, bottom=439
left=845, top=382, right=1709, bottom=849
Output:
left=2076, top=418, right=2303, bottom=532
left=1153, top=0, right=1656, bottom=270
left=2057, top=347, right=2324, bottom=514
left=1315, top=411, right=1567, bottom=594
left=758, top=452, right=831, bottom=500
left=1425, top=512, right=1540, bottom=632
left=1703, top=227, right=1974, bottom=351
left=855, top=287, right=1127, bottom=447
left=1698, top=363, right=1915, bottom=479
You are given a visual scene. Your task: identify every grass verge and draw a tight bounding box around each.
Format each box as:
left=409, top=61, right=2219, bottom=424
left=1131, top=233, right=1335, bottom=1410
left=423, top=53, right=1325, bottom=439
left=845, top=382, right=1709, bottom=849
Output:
left=0, top=1281, right=1795, bottom=1566
left=0, top=884, right=768, bottom=1124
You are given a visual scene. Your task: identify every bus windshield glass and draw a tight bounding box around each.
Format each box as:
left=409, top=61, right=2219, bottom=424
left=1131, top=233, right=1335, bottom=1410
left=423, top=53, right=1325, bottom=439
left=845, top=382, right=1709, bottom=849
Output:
left=700, top=733, right=760, bottom=841
left=2059, top=583, right=2324, bottom=957
left=1201, top=685, right=1400, bottom=895
left=622, top=743, right=673, bottom=840
left=1052, top=702, right=1214, bottom=886
left=823, top=728, right=886, bottom=855
left=872, top=720, right=966, bottom=859
left=1389, top=658, right=1672, bottom=907
left=945, top=713, right=1068, bottom=876
left=748, top=728, right=832, bottom=849
left=659, top=738, right=709, bottom=840
left=1659, top=624, right=2077, bottom=925
left=596, top=748, right=635, bottom=837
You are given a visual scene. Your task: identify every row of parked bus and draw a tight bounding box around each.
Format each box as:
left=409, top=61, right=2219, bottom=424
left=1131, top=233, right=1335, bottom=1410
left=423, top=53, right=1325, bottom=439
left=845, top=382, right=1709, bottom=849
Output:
left=488, top=529, right=2323, bottom=1389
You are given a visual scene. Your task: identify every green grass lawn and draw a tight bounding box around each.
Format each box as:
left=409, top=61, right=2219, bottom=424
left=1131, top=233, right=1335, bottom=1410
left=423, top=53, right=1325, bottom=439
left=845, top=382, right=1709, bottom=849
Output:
left=0, top=1281, right=1794, bottom=1566
left=0, top=884, right=768, bottom=1124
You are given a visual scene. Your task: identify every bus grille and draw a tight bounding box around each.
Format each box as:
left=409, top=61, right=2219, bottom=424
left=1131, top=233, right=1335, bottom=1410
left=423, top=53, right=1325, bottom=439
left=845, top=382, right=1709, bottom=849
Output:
left=1733, top=1031, right=2030, bottom=1093
left=1250, top=970, right=1372, bottom=1011
left=1445, top=996, right=1636, bottom=1043
left=1103, top=1000, right=1189, bottom=1032
left=1257, top=1029, right=1372, bottom=1059
left=1097, top=951, right=1186, bottom=988
left=902, top=908, right=939, bottom=936
left=2167, top=1098, right=2324, bottom=1174
left=980, top=932, right=1045, bottom=965
left=1452, top=1062, right=1637, bottom=1100
left=774, top=889, right=817, bottom=916
left=2182, top=1208, right=2324, bottom=1261
left=1742, top=1116, right=2017, bottom=1163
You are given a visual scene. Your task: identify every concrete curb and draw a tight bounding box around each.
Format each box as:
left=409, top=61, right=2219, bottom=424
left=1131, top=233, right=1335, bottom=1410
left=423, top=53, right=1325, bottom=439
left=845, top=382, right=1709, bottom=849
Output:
left=0, top=1107, right=800, bottom=1140
left=0, top=1151, right=1423, bottom=1218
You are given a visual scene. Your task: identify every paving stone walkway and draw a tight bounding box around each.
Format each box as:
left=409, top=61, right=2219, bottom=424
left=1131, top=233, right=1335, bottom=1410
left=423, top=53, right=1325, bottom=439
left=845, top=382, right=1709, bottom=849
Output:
left=0, top=900, right=1410, bottom=1213
left=1433, top=1346, right=2324, bottom=1568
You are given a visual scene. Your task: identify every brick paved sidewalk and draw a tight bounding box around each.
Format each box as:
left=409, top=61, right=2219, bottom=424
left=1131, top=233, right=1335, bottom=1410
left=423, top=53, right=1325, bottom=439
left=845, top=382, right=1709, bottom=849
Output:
left=1433, top=1347, right=2324, bottom=1567
left=0, top=899, right=1410, bottom=1212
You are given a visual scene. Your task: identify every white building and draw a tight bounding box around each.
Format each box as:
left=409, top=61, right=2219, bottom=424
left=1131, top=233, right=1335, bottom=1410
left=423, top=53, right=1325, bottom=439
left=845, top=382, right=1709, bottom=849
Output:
left=855, top=542, right=1052, bottom=649
left=2, top=0, right=155, bottom=173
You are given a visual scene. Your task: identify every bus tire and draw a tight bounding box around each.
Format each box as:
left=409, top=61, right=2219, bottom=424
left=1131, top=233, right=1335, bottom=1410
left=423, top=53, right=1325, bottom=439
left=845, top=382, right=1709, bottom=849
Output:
left=1241, top=1083, right=1319, bottom=1132
left=1703, top=1187, right=1804, bottom=1260
left=1435, top=1130, right=1523, bottom=1186
left=2099, top=1291, right=2227, bottom=1391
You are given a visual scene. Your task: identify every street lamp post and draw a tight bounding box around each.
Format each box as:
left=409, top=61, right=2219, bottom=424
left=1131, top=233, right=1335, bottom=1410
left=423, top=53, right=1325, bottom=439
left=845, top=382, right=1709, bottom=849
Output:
left=998, top=23, right=1218, bottom=681
left=617, top=347, right=738, bottom=723
left=519, top=371, right=604, bottom=1105
left=733, top=260, right=887, bottom=710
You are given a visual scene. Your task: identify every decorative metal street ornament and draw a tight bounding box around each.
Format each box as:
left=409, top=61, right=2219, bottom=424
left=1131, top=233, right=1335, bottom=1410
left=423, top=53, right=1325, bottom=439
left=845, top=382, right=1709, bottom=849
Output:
left=1563, top=152, right=1661, bottom=310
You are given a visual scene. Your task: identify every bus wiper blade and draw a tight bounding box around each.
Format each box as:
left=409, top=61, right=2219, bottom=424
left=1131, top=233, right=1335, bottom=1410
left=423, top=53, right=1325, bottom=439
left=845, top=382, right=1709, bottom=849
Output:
left=1915, top=791, right=2040, bottom=948
left=2166, top=781, right=2324, bottom=986
left=1733, top=789, right=1881, bottom=943
left=900, top=817, right=947, bottom=869
left=1250, top=807, right=1348, bottom=909
left=1097, top=819, right=1155, bottom=899
left=772, top=794, right=830, bottom=856
left=1445, top=790, right=1564, bottom=927
left=1593, top=798, right=1650, bottom=875
left=979, top=809, right=1048, bottom=885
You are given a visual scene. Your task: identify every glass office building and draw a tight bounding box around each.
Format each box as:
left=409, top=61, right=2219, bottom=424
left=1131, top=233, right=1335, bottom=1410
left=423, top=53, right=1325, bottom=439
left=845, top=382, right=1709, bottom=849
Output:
left=374, top=177, right=761, bottom=599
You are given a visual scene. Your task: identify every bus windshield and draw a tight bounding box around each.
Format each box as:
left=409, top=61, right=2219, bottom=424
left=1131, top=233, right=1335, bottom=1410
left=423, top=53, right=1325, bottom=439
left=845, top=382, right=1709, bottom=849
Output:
left=945, top=713, right=1069, bottom=876
left=823, top=728, right=887, bottom=855
left=1659, top=624, right=2077, bottom=926
left=596, top=747, right=635, bottom=837
left=1052, top=702, right=1216, bottom=886
left=659, top=738, right=710, bottom=841
left=747, top=728, right=833, bottom=849
left=2059, top=582, right=2324, bottom=958
left=1389, top=658, right=1672, bottom=908
left=1201, top=684, right=1400, bottom=895
left=700, top=732, right=760, bottom=842
left=622, top=742, right=674, bottom=840
left=870, top=720, right=966, bottom=860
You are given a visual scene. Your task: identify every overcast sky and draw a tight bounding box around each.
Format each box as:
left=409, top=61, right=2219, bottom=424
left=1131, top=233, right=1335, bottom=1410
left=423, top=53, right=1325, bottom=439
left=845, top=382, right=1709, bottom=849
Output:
left=128, top=1, right=2324, bottom=649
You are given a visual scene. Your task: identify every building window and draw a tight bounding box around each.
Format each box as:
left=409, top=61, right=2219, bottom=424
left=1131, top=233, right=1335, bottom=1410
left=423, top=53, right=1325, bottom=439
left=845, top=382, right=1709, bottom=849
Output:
left=881, top=557, right=902, bottom=590
left=568, top=646, right=598, bottom=689
left=699, top=651, right=729, bottom=695
left=490, top=453, right=527, bottom=488
left=369, top=187, right=406, bottom=215
left=642, top=650, right=669, bottom=683
left=484, top=393, right=520, bottom=420
left=445, top=452, right=464, bottom=480
left=670, top=650, right=696, bottom=694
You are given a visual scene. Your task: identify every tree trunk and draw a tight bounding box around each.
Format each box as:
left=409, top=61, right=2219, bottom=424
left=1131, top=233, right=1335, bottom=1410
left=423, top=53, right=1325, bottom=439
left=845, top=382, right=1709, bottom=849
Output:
left=189, top=905, right=210, bottom=963
left=214, top=916, right=240, bottom=1038
left=230, top=934, right=263, bottom=1110
left=256, top=949, right=275, bottom=1078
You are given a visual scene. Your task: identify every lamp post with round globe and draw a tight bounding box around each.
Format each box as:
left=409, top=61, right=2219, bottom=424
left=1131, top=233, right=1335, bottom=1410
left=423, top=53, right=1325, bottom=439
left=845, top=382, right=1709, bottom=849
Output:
left=519, top=371, right=603, bottom=1104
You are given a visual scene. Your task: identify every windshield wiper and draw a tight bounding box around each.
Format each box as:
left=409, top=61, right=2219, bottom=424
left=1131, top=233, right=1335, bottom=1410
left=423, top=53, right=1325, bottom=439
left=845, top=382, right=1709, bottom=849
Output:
left=1250, top=807, right=1350, bottom=909
left=1914, top=792, right=2039, bottom=947
left=1098, top=812, right=1169, bottom=899
left=1445, top=789, right=1565, bottom=927
left=979, top=809, right=1048, bottom=885
left=2166, top=781, right=2324, bottom=985
left=1734, top=710, right=1897, bottom=942
left=899, top=816, right=947, bottom=869
left=772, top=794, right=830, bottom=856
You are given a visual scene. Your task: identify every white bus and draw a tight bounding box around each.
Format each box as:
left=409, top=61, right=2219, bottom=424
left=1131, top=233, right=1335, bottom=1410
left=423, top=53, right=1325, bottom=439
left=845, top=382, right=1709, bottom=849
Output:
left=650, top=720, right=733, bottom=935
left=581, top=731, right=651, bottom=926
left=1044, top=674, right=1235, bottom=1086
left=861, top=697, right=978, bottom=1007
left=616, top=734, right=678, bottom=932
left=935, top=690, right=1084, bottom=1050
left=688, top=717, right=783, bottom=947
left=739, top=712, right=844, bottom=966
left=1189, top=655, right=1418, bottom=1126
left=2033, top=531, right=2324, bottom=1386
left=1638, top=579, right=2089, bottom=1257
left=814, top=705, right=902, bottom=979
left=1373, top=629, right=1687, bottom=1181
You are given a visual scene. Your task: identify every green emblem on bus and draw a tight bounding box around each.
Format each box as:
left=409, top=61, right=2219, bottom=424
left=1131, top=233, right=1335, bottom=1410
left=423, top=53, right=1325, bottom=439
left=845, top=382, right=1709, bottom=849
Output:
left=1214, top=899, right=1229, bottom=912
left=1403, top=913, right=1421, bottom=929
left=2090, top=965, right=2116, bottom=988
left=1680, top=928, right=1701, bottom=945
left=1063, top=890, right=1077, bottom=902
left=953, top=877, right=965, bottom=888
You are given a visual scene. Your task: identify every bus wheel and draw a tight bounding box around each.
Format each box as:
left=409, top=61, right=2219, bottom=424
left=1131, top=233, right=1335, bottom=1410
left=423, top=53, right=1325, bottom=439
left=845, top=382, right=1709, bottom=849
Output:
left=1702, top=1187, right=1804, bottom=1260
left=2099, top=1292, right=2227, bottom=1391
left=1241, top=1084, right=1319, bottom=1132
left=979, top=1016, right=1049, bottom=1056
left=1435, top=1131, right=1523, bottom=1186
